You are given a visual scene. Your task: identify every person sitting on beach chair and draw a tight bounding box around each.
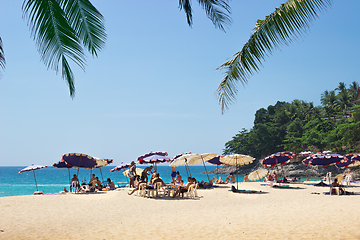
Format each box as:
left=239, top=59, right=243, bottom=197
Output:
left=330, top=178, right=345, bottom=195
left=151, top=173, right=166, bottom=187
left=107, top=178, right=116, bottom=190
left=128, top=176, right=147, bottom=195
left=172, top=177, right=194, bottom=198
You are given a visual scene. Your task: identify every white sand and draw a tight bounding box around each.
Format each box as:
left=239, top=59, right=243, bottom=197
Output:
left=1, top=182, right=360, bottom=240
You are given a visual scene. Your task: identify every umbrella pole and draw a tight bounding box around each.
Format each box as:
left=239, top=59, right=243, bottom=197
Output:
left=33, top=170, right=38, bottom=192
left=201, top=156, right=210, bottom=182
left=68, top=168, right=71, bottom=183
left=77, top=155, right=82, bottom=177
left=100, top=168, right=104, bottom=182
left=236, top=157, right=239, bottom=190
left=186, top=163, right=192, bottom=178
left=217, top=165, right=219, bottom=179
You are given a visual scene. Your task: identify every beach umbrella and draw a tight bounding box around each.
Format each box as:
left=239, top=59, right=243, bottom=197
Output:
left=308, top=154, right=345, bottom=167
left=208, top=156, right=223, bottom=178
left=262, top=152, right=295, bottom=167
left=110, top=163, right=131, bottom=184
left=170, top=153, right=217, bottom=181
left=93, top=158, right=113, bottom=182
left=169, top=152, right=192, bottom=178
left=19, top=164, right=47, bottom=192
left=110, top=163, right=130, bottom=172
left=248, top=168, right=268, bottom=181
left=308, top=154, right=345, bottom=184
left=61, top=153, right=97, bottom=170
left=53, top=160, right=72, bottom=184
left=336, top=156, right=360, bottom=169
left=137, top=151, right=171, bottom=171
left=220, top=154, right=255, bottom=190
left=302, top=156, right=311, bottom=165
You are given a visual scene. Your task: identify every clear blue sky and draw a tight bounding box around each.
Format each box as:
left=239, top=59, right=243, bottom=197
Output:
left=1, top=0, right=359, bottom=166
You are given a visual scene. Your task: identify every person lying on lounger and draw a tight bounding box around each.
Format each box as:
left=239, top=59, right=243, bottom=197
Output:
left=213, top=176, right=226, bottom=184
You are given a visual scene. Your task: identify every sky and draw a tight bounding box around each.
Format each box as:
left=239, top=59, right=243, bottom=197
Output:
left=0, top=0, right=359, bottom=166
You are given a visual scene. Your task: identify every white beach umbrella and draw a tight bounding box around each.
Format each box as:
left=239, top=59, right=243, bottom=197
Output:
left=220, top=154, right=255, bottom=190
left=248, top=168, right=268, bottom=181
left=19, top=164, right=47, bottom=192
left=220, top=154, right=255, bottom=166
left=170, top=153, right=217, bottom=181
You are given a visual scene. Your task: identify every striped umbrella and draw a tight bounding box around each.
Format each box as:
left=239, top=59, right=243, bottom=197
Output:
left=19, top=164, right=47, bottom=192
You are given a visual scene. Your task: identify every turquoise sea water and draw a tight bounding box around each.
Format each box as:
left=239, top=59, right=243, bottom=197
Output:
left=0, top=165, right=244, bottom=197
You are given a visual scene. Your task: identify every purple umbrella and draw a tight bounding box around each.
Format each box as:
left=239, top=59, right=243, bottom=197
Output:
left=62, top=153, right=97, bottom=169
left=302, top=156, right=311, bottom=165
left=208, top=156, right=223, bottom=178
left=137, top=151, right=170, bottom=171
left=110, top=163, right=131, bottom=185
left=61, top=153, right=99, bottom=181
left=262, top=152, right=295, bottom=167
left=19, top=164, right=47, bottom=192
left=53, top=160, right=72, bottom=184
left=110, top=163, right=130, bottom=172
left=308, top=154, right=345, bottom=167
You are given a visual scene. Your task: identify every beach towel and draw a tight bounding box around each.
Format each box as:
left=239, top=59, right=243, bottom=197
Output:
left=231, top=186, right=262, bottom=194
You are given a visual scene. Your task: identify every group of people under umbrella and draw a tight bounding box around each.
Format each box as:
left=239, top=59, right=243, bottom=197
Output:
left=19, top=151, right=360, bottom=195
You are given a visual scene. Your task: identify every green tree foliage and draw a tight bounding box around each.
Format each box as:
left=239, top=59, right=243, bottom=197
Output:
left=224, top=82, right=360, bottom=158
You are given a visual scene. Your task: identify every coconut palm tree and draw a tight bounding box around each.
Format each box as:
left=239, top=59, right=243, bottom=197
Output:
left=216, top=0, right=332, bottom=113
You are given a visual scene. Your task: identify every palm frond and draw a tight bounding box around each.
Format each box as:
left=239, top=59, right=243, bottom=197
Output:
left=217, top=0, right=332, bottom=113
left=198, top=0, right=231, bottom=31
left=23, top=0, right=86, bottom=97
left=178, top=0, right=193, bottom=26
left=0, top=37, right=5, bottom=78
left=61, top=0, right=106, bottom=57
left=179, top=0, right=231, bottom=31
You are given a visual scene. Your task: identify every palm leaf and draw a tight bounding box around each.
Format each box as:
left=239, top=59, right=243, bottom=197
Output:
left=198, top=0, right=231, bottom=31
left=0, top=37, right=5, bottom=75
left=61, top=0, right=106, bottom=57
left=23, top=0, right=86, bottom=97
left=179, top=0, right=231, bottom=31
left=217, top=0, right=332, bottom=113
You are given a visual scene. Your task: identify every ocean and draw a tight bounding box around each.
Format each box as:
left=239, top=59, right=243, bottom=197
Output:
left=0, top=165, right=244, bottom=197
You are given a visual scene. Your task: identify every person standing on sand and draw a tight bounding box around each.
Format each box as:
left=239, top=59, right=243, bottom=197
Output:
left=128, top=161, right=136, bottom=188
left=141, top=165, right=153, bottom=182
left=175, top=171, right=182, bottom=184
left=171, top=166, right=177, bottom=183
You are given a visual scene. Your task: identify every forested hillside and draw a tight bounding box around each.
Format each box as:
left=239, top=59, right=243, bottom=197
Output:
left=223, top=82, right=360, bottom=159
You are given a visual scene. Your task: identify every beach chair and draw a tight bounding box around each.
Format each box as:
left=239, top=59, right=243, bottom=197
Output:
left=71, top=181, right=78, bottom=193
left=146, top=182, right=163, bottom=198
left=154, top=182, right=165, bottom=197
left=194, top=183, right=199, bottom=197
left=137, top=183, right=147, bottom=197
left=185, top=184, right=196, bottom=199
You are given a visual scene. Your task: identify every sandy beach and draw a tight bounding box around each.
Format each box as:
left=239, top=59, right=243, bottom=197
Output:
left=1, top=182, right=360, bottom=240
